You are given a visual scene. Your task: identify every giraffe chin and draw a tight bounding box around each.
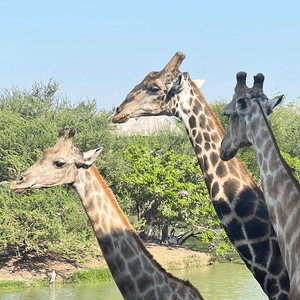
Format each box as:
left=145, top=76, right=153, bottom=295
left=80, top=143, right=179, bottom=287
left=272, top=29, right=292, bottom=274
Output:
left=220, top=149, right=238, bottom=162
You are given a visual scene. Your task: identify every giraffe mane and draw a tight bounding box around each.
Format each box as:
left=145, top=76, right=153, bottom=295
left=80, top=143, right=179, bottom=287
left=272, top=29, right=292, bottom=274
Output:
left=189, top=78, right=263, bottom=191
left=90, top=164, right=135, bottom=232
left=90, top=164, right=202, bottom=298
left=189, top=79, right=225, bottom=135
left=257, top=102, right=300, bottom=193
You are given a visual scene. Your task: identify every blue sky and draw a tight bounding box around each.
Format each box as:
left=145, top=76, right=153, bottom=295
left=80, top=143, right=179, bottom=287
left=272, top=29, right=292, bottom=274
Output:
left=1, top=0, right=299, bottom=111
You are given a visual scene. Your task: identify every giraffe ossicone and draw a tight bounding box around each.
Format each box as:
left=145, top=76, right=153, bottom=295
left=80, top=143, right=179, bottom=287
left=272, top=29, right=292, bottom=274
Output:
left=112, top=52, right=289, bottom=299
left=10, top=129, right=203, bottom=300
left=220, top=71, right=300, bottom=300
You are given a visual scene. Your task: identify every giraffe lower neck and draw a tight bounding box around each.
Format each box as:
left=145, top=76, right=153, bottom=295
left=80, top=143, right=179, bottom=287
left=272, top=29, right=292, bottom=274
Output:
left=251, top=106, right=300, bottom=210
left=72, top=168, right=203, bottom=300
left=253, top=130, right=300, bottom=278
left=253, top=129, right=300, bottom=221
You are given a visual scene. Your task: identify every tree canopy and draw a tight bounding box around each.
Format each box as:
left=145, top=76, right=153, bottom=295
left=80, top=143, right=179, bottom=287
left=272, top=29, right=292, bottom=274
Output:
left=1, top=79, right=300, bottom=259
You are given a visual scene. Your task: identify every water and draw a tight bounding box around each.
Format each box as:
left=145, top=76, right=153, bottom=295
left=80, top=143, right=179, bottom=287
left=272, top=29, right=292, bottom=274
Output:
left=173, top=262, right=267, bottom=300
left=0, top=282, right=122, bottom=300
left=0, top=261, right=267, bottom=300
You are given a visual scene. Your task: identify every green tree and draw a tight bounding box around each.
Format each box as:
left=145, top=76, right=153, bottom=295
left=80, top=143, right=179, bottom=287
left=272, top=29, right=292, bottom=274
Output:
left=2, top=79, right=300, bottom=259
left=270, top=100, right=300, bottom=158
left=0, top=186, right=97, bottom=257
left=114, top=143, right=222, bottom=245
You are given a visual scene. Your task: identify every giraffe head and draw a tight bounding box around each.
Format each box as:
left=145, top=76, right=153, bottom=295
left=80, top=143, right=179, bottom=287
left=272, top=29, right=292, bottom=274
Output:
left=10, top=128, right=102, bottom=194
left=220, top=71, right=283, bottom=161
left=112, top=51, right=190, bottom=123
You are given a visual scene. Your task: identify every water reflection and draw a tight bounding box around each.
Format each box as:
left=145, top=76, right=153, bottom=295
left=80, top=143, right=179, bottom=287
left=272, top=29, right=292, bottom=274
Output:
left=173, top=263, right=267, bottom=300
left=0, top=262, right=267, bottom=300
left=0, top=282, right=123, bottom=300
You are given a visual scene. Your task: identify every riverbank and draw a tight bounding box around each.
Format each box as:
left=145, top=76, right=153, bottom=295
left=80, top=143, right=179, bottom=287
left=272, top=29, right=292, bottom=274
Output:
left=0, top=242, right=213, bottom=289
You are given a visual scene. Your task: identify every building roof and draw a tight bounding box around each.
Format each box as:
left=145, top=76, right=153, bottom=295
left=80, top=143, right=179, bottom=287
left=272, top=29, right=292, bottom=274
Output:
left=113, top=116, right=181, bottom=136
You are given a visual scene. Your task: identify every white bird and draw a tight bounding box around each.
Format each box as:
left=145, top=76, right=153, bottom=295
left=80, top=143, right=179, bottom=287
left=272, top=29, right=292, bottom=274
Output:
left=48, top=270, right=56, bottom=284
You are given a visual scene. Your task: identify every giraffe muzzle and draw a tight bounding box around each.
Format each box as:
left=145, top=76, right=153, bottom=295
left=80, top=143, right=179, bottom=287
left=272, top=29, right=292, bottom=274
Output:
left=10, top=175, right=29, bottom=194
left=220, top=139, right=238, bottom=161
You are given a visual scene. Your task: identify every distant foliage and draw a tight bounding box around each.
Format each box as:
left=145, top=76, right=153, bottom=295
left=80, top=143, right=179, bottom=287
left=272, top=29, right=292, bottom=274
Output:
left=0, top=186, right=96, bottom=257
left=0, top=78, right=61, bottom=119
left=270, top=100, right=300, bottom=158
left=64, top=268, right=113, bottom=284
left=117, top=144, right=208, bottom=219
left=1, top=79, right=300, bottom=259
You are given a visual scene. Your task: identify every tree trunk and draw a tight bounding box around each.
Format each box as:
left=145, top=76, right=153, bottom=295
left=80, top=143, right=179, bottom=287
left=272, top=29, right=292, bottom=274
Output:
left=161, top=219, right=168, bottom=242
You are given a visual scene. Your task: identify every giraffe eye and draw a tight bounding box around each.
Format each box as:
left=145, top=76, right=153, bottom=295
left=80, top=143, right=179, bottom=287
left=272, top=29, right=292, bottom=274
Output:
left=147, top=86, right=160, bottom=95
left=54, top=161, right=66, bottom=167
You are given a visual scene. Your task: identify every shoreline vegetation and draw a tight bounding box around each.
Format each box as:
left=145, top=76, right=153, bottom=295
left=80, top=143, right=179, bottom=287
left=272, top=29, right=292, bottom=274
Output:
left=0, top=242, right=212, bottom=291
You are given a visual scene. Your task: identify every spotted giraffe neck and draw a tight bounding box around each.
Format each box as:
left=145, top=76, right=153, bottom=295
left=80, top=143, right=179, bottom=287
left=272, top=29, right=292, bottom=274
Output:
left=170, top=79, right=289, bottom=299
left=72, top=164, right=203, bottom=300
left=249, top=104, right=300, bottom=299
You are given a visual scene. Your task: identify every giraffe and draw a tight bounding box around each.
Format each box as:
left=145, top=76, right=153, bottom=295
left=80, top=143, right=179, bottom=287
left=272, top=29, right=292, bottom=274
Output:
left=10, top=128, right=203, bottom=300
left=112, top=51, right=289, bottom=299
left=220, top=71, right=300, bottom=300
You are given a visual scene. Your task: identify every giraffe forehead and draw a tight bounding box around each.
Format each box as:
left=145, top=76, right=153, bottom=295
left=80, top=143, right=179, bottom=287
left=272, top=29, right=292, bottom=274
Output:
left=38, top=143, right=82, bottom=163
left=130, top=72, right=160, bottom=91
left=229, top=89, right=268, bottom=113
left=130, top=70, right=179, bottom=92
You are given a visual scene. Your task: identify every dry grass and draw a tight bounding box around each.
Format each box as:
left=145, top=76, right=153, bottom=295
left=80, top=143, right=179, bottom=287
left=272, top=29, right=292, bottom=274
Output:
left=144, top=242, right=212, bottom=271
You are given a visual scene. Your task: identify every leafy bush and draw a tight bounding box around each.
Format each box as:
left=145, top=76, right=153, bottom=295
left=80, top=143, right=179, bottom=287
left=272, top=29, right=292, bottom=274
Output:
left=270, top=100, right=300, bottom=158
left=114, top=143, right=223, bottom=245
left=1, top=79, right=300, bottom=260
left=64, top=268, right=113, bottom=284
left=0, top=185, right=98, bottom=257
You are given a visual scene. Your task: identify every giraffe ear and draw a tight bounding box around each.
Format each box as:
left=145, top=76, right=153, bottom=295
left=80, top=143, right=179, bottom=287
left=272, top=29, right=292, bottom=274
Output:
left=83, top=148, right=103, bottom=164
left=192, top=79, right=205, bottom=89
left=266, top=95, right=283, bottom=115
left=76, top=148, right=103, bottom=168
left=172, top=72, right=189, bottom=93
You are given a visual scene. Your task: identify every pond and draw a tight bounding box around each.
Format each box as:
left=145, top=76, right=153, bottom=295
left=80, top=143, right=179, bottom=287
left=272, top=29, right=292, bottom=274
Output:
left=0, top=260, right=267, bottom=300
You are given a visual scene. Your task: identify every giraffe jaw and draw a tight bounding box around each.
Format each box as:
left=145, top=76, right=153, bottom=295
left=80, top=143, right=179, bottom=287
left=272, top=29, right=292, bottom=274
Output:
left=112, top=108, right=167, bottom=124
left=10, top=182, right=56, bottom=195
left=112, top=112, right=131, bottom=124
left=11, top=187, right=29, bottom=195
left=10, top=184, right=39, bottom=195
